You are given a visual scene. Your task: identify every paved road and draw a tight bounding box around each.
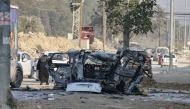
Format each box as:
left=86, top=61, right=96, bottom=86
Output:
left=152, top=57, right=190, bottom=83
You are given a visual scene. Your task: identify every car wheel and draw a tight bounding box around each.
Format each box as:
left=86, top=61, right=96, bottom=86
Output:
left=10, top=68, right=23, bottom=88
left=28, top=67, right=34, bottom=79
left=161, top=65, right=163, bottom=68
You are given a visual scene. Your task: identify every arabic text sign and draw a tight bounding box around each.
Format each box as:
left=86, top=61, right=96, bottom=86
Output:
left=0, top=12, right=10, bottom=25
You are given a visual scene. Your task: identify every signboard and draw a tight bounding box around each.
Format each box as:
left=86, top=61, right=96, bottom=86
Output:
left=10, top=5, right=18, bottom=58
left=0, top=12, right=10, bottom=25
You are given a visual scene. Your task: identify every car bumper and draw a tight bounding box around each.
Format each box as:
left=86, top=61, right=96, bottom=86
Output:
left=161, top=62, right=178, bottom=66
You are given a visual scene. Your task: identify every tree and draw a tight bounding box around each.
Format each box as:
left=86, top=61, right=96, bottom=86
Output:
left=105, top=0, right=156, bottom=49
left=153, top=5, right=166, bottom=46
left=18, top=16, right=44, bottom=33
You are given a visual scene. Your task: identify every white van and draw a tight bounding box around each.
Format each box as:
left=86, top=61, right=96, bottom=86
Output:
left=153, top=47, right=169, bottom=61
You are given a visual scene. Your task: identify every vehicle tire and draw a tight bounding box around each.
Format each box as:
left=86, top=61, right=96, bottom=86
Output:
left=161, top=65, right=163, bottom=68
left=28, top=67, right=34, bottom=79
left=10, top=68, right=23, bottom=88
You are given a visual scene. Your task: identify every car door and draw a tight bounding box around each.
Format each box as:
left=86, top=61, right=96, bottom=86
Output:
left=21, top=53, right=32, bottom=76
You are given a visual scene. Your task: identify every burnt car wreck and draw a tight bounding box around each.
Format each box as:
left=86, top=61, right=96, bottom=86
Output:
left=46, top=49, right=151, bottom=95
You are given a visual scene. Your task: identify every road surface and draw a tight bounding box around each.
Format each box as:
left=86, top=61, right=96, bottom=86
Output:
left=152, top=57, right=190, bottom=83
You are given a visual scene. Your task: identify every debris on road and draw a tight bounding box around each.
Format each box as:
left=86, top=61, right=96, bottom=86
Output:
left=106, top=96, right=124, bottom=100
left=47, top=94, right=54, bottom=101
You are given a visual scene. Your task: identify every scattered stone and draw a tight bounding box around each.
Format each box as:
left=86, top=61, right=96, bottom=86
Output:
left=81, top=101, right=86, bottom=103
left=58, top=92, right=67, bottom=96
left=114, top=100, right=120, bottom=103
left=107, top=96, right=124, bottom=100
left=37, top=105, right=42, bottom=109
left=108, top=107, right=115, bottom=109
left=27, top=95, right=34, bottom=97
left=43, top=93, right=49, bottom=95
left=80, top=96, right=89, bottom=99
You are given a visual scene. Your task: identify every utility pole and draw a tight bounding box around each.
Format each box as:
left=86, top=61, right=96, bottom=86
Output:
left=159, top=25, right=161, bottom=46
left=79, top=1, right=83, bottom=48
left=166, top=19, right=169, bottom=47
left=169, top=0, right=174, bottom=71
left=173, top=0, right=175, bottom=49
left=173, top=19, right=175, bottom=48
left=103, top=2, right=106, bottom=51
left=0, top=0, right=10, bottom=102
left=166, top=0, right=169, bottom=47
left=184, top=0, right=187, bottom=49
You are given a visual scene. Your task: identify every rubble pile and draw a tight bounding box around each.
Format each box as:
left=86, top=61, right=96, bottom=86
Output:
left=18, top=32, right=80, bottom=58
left=18, top=32, right=116, bottom=58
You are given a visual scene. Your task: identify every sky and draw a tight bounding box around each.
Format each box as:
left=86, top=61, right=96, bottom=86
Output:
left=156, top=0, right=190, bottom=24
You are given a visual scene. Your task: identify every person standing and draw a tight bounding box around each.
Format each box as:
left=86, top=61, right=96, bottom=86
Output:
left=37, top=52, right=49, bottom=85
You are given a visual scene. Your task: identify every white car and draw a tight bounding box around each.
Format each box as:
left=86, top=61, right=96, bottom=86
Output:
left=153, top=47, right=169, bottom=61
left=160, top=53, right=178, bottom=67
left=17, top=52, right=34, bottom=78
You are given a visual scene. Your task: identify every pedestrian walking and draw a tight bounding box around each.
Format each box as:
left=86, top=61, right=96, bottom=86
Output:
left=37, top=52, right=49, bottom=85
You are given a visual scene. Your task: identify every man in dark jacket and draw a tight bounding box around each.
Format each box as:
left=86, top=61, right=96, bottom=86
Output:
left=37, top=52, right=49, bottom=85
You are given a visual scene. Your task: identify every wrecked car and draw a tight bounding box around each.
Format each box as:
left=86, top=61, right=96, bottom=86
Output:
left=47, top=49, right=149, bottom=95
left=46, top=52, right=71, bottom=88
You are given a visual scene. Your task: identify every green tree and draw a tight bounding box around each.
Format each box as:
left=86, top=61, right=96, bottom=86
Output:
left=105, top=0, right=156, bottom=49
left=18, top=16, right=44, bottom=33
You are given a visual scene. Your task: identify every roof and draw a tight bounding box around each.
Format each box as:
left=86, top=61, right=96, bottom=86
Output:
left=11, top=5, right=19, bottom=9
left=66, top=49, right=80, bottom=54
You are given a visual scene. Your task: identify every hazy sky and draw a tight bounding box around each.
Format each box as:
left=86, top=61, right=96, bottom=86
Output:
left=156, top=0, right=190, bottom=24
left=156, top=0, right=190, bottom=12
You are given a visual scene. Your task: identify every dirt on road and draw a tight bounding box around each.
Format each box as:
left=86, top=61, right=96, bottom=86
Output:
left=143, top=77, right=190, bottom=91
left=10, top=90, right=190, bottom=109
left=6, top=77, right=190, bottom=109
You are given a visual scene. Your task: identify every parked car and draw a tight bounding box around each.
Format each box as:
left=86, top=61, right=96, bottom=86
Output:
left=153, top=47, right=169, bottom=61
left=10, top=60, right=23, bottom=88
left=17, top=52, right=34, bottom=78
left=139, top=51, right=153, bottom=78
left=159, top=53, right=178, bottom=67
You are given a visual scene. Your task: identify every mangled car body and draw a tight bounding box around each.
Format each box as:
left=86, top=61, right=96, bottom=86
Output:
left=47, top=49, right=150, bottom=95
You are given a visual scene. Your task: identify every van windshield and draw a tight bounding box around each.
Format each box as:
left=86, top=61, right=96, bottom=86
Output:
left=157, top=48, right=169, bottom=53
